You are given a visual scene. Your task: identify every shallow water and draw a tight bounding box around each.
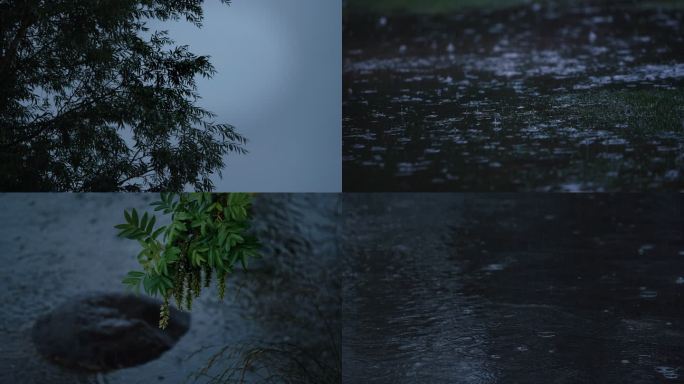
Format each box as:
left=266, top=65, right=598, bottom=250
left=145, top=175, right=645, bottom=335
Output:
left=0, top=194, right=340, bottom=384
left=342, top=194, right=684, bottom=383
left=343, top=3, right=684, bottom=191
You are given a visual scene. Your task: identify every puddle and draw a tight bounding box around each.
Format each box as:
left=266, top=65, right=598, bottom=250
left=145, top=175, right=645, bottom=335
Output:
left=343, top=2, right=684, bottom=191
left=32, top=293, right=190, bottom=371
left=342, top=194, right=684, bottom=383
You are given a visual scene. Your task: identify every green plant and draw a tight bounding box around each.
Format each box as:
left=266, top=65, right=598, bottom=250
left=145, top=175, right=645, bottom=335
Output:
left=115, top=193, right=261, bottom=329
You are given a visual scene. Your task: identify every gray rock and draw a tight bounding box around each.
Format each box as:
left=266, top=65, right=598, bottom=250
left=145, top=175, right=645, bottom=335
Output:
left=32, top=292, right=190, bottom=371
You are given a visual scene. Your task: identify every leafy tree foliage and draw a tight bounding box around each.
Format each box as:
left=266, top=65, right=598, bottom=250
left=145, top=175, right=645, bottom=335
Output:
left=0, top=0, right=245, bottom=191
left=116, top=193, right=261, bottom=328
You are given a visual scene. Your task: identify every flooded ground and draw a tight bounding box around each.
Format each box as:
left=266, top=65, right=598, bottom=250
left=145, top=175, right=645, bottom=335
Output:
left=343, top=1, right=684, bottom=191
left=342, top=194, right=684, bottom=383
left=0, top=194, right=340, bottom=384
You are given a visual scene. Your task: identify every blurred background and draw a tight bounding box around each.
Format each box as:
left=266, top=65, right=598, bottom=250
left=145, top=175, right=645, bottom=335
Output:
left=152, top=0, right=342, bottom=192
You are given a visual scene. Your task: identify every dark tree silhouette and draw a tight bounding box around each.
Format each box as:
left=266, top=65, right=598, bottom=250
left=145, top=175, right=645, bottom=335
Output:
left=0, top=0, right=245, bottom=191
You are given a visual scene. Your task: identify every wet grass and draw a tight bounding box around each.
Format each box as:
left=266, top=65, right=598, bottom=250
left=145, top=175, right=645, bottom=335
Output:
left=564, top=88, right=684, bottom=134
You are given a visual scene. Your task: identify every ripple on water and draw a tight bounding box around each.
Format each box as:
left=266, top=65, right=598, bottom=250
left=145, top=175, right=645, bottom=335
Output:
left=639, top=288, right=658, bottom=299
left=655, top=366, right=680, bottom=380
left=482, top=263, right=506, bottom=271
left=638, top=244, right=655, bottom=255
left=536, top=331, right=557, bottom=338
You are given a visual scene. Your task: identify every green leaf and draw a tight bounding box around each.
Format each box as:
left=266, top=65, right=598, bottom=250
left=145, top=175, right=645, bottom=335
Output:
left=146, top=215, right=156, bottom=234
left=143, top=274, right=154, bottom=295
left=122, top=270, right=146, bottom=295
left=151, top=225, right=165, bottom=239
left=218, top=228, right=228, bottom=247
left=164, top=246, right=181, bottom=263
left=140, top=212, right=148, bottom=231
left=240, top=254, right=248, bottom=270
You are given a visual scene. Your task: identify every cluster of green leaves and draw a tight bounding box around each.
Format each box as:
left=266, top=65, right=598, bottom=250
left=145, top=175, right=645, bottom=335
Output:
left=116, top=192, right=261, bottom=328
left=0, top=0, right=244, bottom=191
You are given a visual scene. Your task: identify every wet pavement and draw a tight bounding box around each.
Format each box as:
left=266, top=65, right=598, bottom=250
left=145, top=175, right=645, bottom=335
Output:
left=343, top=2, right=684, bottom=191
left=0, top=194, right=340, bottom=384
left=341, top=194, right=684, bottom=383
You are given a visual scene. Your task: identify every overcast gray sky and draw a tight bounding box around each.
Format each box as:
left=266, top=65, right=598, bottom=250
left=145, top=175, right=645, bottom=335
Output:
left=150, top=0, right=341, bottom=192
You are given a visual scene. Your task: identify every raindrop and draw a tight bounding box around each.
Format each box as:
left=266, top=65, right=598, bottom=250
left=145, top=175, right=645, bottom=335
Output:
left=639, top=289, right=658, bottom=299
left=589, top=31, right=597, bottom=43
left=664, top=170, right=680, bottom=181
left=493, top=113, right=502, bottom=127
left=655, top=366, right=680, bottom=380
left=537, top=331, right=556, bottom=338
left=638, top=244, right=655, bottom=255
left=483, top=263, right=505, bottom=271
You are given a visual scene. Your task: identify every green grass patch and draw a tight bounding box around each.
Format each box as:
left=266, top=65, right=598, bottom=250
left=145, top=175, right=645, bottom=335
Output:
left=560, top=88, right=684, bottom=133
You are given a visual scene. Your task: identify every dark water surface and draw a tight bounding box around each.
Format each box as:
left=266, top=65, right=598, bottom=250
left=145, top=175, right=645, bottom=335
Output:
left=342, top=194, right=684, bottom=383
left=343, top=2, right=684, bottom=191
left=0, top=194, right=340, bottom=384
